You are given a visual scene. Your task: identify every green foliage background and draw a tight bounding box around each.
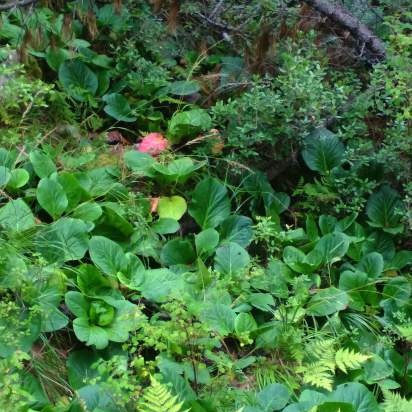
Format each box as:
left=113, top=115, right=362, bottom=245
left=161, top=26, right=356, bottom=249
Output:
left=0, top=0, right=410, bottom=411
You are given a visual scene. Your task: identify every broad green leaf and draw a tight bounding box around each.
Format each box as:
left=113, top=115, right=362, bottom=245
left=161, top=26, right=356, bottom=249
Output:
left=152, top=157, right=204, bottom=184
left=283, top=246, right=322, bottom=273
left=123, top=151, right=155, bottom=176
left=0, top=21, right=24, bottom=46
left=167, top=80, right=200, bottom=96
left=117, top=253, right=145, bottom=290
left=158, top=196, right=187, bottom=220
left=99, top=204, right=134, bottom=237
left=76, top=384, right=118, bottom=411
left=73, top=318, right=109, bottom=349
left=214, top=242, right=250, bottom=274
left=139, top=268, right=183, bottom=302
left=248, top=293, right=275, bottom=312
left=40, top=303, right=68, bottom=332
left=103, top=299, right=141, bottom=342
left=97, top=69, right=110, bottom=95
left=306, top=287, right=349, bottom=316
left=314, top=232, right=350, bottom=264
left=380, top=277, right=411, bottom=319
left=266, top=191, right=291, bottom=215
left=77, top=264, right=111, bottom=295
left=161, top=238, right=196, bottom=266
left=0, top=166, right=10, bottom=186
left=67, top=350, right=100, bottom=389
left=58, top=60, right=98, bottom=101
left=46, top=45, right=69, bottom=70
left=234, top=313, right=257, bottom=336
left=200, top=303, right=236, bottom=335
left=6, top=168, right=29, bottom=189
left=189, top=177, right=231, bottom=229
left=219, top=215, right=253, bottom=247
left=319, top=215, right=338, bottom=235
left=195, top=228, right=219, bottom=257
left=302, top=128, right=345, bottom=174
left=37, top=218, right=89, bottom=263
left=89, top=236, right=127, bottom=276
left=385, top=250, right=412, bottom=271
left=366, top=186, right=404, bottom=234
left=65, top=291, right=89, bottom=318
left=339, top=270, right=377, bottom=310
left=0, top=148, right=18, bottom=168
left=362, top=355, right=393, bottom=384
left=257, top=383, right=290, bottom=411
left=168, top=109, right=212, bottom=143
left=102, top=93, right=137, bottom=122
left=317, top=402, right=355, bottom=412
left=72, top=202, right=103, bottom=222
left=299, top=390, right=327, bottom=408
left=30, top=150, right=57, bottom=178
left=152, top=218, right=180, bottom=234
left=306, top=215, right=319, bottom=241
left=0, top=198, right=35, bottom=232
left=357, top=252, right=384, bottom=278
left=56, top=172, right=85, bottom=210
left=36, top=178, right=68, bottom=220
left=328, top=383, right=379, bottom=412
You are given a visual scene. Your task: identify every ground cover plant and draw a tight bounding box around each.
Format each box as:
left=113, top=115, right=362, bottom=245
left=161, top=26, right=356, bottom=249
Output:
left=0, top=0, right=411, bottom=411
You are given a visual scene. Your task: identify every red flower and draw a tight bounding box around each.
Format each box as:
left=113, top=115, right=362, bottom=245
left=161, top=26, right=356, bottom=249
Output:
left=136, top=133, right=169, bottom=156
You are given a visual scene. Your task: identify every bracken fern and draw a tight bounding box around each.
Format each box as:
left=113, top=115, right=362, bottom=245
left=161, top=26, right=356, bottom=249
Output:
left=382, top=390, right=412, bottom=412
left=138, top=377, right=189, bottom=412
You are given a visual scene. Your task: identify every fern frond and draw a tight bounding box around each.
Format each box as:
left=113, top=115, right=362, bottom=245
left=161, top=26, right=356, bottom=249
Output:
left=139, top=377, right=189, bottom=412
left=305, top=338, right=335, bottom=366
left=297, top=362, right=334, bottom=392
left=335, top=348, right=371, bottom=374
left=383, top=390, right=412, bottom=412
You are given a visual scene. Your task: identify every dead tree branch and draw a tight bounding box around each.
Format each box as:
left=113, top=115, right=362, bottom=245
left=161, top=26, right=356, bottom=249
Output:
left=0, top=0, right=36, bottom=11
left=303, top=0, right=386, bottom=63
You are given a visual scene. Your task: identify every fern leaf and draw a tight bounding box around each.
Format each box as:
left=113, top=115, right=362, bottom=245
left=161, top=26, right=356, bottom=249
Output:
left=335, top=348, right=370, bottom=374
left=297, top=362, right=334, bottom=392
left=383, top=390, right=412, bottom=412
left=139, top=377, right=189, bottom=412
left=305, top=338, right=335, bottom=368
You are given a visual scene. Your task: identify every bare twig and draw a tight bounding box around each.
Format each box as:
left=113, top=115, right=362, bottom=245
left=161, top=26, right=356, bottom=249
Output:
left=303, top=0, right=386, bottom=63
left=194, top=11, right=239, bottom=33
left=0, top=0, right=37, bottom=11
left=210, top=0, right=225, bottom=19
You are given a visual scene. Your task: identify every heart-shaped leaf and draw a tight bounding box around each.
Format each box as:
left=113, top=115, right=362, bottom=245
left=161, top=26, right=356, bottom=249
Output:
left=157, top=196, right=187, bottom=220
left=302, top=128, right=345, bottom=174
left=214, top=242, right=250, bottom=275
left=161, top=238, right=196, bottom=266
left=6, top=168, right=29, bottom=189
left=59, top=60, right=98, bottom=101
left=195, top=228, right=219, bottom=257
left=89, top=236, right=127, bottom=276
left=103, top=93, right=137, bottom=122
left=366, top=186, right=404, bottom=234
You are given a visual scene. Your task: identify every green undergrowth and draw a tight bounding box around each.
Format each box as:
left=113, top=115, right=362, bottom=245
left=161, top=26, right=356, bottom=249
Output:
left=0, top=142, right=410, bottom=411
left=0, top=1, right=411, bottom=411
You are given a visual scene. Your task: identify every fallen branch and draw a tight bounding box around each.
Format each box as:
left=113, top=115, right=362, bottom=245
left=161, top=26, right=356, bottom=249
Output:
left=303, top=0, right=385, bottom=63
left=194, top=12, right=239, bottom=33
left=0, top=0, right=36, bottom=11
